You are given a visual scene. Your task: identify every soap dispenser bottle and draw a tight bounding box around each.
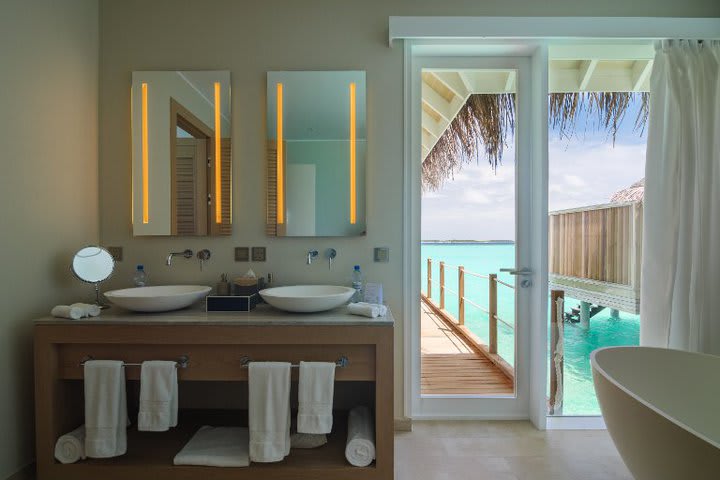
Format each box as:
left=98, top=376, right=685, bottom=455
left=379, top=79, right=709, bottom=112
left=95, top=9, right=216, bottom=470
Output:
left=133, top=264, right=147, bottom=287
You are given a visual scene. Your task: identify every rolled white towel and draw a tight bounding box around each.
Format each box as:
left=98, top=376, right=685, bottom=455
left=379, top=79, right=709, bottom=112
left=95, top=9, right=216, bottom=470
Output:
left=71, top=303, right=101, bottom=317
left=51, top=305, right=84, bottom=320
left=54, top=425, right=86, bottom=464
left=347, top=302, right=387, bottom=318
left=345, top=406, right=375, bottom=467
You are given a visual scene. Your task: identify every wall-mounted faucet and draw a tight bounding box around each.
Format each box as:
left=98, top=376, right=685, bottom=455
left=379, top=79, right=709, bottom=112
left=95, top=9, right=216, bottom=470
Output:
left=306, top=250, right=319, bottom=265
left=325, top=248, right=337, bottom=270
left=166, top=249, right=193, bottom=266
left=197, top=249, right=211, bottom=271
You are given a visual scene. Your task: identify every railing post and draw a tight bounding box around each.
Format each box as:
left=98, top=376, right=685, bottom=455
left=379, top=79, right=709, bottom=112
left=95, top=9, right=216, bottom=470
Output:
left=458, top=266, right=465, bottom=325
left=550, top=290, right=565, bottom=415
left=439, top=262, right=445, bottom=309
left=427, top=258, right=432, bottom=298
left=488, top=273, right=498, bottom=354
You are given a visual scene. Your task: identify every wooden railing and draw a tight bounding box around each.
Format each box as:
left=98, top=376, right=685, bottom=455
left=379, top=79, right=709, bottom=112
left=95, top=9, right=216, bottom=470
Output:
left=424, top=258, right=515, bottom=379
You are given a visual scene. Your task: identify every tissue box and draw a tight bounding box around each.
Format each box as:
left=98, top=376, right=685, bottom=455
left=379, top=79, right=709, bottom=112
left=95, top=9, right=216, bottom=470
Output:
left=206, top=294, right=258, bottom=312
left=233, top=277, right=259, bottom=296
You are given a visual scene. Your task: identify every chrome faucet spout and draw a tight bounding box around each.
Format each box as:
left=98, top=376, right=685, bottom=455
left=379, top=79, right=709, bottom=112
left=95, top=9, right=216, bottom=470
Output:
left=166, top=249, right=193, bottom=266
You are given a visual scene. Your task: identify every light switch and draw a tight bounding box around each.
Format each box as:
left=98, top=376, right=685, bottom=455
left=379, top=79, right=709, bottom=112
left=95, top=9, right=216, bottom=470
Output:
left=374, top=247, right=389, bottom=263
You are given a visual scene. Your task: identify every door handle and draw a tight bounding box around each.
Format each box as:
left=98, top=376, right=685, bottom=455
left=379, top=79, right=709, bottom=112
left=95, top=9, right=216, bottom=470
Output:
left=499, top=268, right=533, bottom=276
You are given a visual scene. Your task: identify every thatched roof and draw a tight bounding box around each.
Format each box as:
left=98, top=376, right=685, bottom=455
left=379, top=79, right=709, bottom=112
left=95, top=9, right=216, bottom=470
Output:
left=610, top=178, right=644, bottom=203
left=422, top=92, right=649, bottom=192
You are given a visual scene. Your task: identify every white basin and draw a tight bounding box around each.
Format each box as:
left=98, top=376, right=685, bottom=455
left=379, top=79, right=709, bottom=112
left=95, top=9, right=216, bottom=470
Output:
left=104, top=285, right=212, bottom=312
left=259, top=285, right=355, bottom=313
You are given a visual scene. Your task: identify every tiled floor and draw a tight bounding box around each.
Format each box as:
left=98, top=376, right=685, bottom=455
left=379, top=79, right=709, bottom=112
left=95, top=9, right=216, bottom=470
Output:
left=395, top=421, right=633, bottom=480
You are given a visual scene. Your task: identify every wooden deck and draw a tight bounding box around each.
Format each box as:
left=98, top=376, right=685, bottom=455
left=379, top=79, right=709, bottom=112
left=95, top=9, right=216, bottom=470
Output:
left=421, top=302, right=514, bottom=395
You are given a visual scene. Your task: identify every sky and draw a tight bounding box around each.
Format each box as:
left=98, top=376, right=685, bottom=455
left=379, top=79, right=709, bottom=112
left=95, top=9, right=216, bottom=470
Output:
left=421, top=96, right=647, bottom=241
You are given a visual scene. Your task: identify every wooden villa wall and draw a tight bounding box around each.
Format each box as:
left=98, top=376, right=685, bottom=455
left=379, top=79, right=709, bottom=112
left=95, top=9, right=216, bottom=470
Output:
left=549, top=202, right=642, bottom=289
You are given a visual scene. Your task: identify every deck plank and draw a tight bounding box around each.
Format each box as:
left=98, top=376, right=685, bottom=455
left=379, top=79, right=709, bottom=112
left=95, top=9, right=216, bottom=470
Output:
left=421, top=302, right=514, bottom=395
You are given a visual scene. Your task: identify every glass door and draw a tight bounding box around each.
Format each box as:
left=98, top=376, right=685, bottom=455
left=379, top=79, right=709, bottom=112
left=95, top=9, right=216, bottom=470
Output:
left=411, top=54, right=534, bottom=419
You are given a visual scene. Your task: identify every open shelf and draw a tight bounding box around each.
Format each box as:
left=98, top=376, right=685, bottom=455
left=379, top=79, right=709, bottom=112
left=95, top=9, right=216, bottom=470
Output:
left=54, top=410, right=376, bottom=480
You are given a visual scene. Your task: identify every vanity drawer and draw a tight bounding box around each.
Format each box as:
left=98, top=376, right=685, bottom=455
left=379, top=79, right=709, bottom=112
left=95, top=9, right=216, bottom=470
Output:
left=57, top=343, right=376, bottom=381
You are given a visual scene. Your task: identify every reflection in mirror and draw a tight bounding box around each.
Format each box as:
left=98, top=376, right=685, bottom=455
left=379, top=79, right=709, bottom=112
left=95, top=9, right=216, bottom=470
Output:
left=131, top=71, right=231, bottom=236
left=266, top=71, right=366, bottom=237
left=71, top=246, right=115, bottom=308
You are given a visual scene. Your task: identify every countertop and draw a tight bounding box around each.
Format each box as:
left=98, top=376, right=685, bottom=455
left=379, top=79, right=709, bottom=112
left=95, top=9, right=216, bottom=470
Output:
left=34, top=303, right=394, bottom=326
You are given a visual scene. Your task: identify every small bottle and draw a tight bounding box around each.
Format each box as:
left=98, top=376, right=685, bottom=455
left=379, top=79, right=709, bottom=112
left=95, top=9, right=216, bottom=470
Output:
left=133, top=264, right=147, bottom=287
left=351, top=265, right=363, bottom=302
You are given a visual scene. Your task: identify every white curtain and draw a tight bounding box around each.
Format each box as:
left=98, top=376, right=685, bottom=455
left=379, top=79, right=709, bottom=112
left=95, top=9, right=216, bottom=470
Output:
left=641, top=40, right=720, bottom=354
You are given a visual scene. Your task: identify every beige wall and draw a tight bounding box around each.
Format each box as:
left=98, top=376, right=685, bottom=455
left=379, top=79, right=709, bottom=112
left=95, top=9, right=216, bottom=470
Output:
left=0, top=1, right=99, bottom=478
left=98, top=0, right=720, bottom=422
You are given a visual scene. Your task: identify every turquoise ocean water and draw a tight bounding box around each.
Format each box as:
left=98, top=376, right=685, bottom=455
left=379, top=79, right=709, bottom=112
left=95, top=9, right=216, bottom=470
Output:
left=421, top=242, right=640, bottom=415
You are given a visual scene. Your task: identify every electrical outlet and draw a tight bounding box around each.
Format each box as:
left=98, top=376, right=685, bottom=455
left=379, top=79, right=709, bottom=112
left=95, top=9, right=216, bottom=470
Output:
left=252, top=247, right=267, bottom=262
left=235, top=247, right=249, bottom=262
left=374, top=247, right=389, bottom=263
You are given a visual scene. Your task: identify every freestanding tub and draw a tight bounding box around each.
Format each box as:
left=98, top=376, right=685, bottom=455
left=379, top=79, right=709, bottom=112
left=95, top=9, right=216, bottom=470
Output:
left=591, top=346, right=720, bottom=480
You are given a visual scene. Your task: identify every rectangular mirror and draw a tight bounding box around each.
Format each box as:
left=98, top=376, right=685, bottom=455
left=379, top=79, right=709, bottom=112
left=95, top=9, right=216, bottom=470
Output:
left=266, top=71, right=366, bottom=237
left=131, top=71, right=231, bottom=236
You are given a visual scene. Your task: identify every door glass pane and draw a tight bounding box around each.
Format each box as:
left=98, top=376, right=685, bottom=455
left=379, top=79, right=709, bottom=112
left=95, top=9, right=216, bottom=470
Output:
left=547, top=84, right=648, bottom=415
left=420, top=68, right=517, bottom=396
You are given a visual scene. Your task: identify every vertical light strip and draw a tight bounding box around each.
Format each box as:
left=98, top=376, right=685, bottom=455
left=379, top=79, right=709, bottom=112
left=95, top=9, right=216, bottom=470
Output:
left=214, top=82, right=222, bottom=224
left=349, top=82, right=357, bottom=224
left=141, top=82, right=149, bottom=224
left=276, top=83, right=285, bottom=224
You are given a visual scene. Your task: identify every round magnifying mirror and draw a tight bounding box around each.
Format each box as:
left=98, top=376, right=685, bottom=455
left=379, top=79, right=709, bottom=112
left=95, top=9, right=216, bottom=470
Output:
left=71, top=246, right=115, bottom=308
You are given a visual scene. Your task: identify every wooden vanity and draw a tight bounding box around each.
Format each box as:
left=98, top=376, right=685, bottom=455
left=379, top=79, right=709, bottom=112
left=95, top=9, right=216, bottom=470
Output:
left=34, top=306, right=394, bottom=480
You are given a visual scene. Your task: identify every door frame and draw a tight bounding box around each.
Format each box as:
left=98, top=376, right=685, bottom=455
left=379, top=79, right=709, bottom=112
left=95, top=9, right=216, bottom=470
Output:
left=404, top=45, right=549, bottom=423
left=399, top=17, right=720, bottom=429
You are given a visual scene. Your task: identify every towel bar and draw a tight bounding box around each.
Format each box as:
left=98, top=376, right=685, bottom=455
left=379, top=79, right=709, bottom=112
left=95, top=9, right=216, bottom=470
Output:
left=240, top=355, right=349, bottom=368
left=79, top=355, right=190, bottom=369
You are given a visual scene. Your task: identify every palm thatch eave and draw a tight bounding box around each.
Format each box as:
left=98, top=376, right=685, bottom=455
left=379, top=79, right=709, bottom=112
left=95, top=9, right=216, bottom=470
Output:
left=422, top=92, right=650, bottom=192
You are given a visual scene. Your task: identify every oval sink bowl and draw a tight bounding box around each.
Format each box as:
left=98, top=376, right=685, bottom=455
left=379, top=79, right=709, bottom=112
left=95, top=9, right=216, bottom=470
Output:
left=104, top=285, right=212, bottom=313
left=259, top=285, right=355, bottom=313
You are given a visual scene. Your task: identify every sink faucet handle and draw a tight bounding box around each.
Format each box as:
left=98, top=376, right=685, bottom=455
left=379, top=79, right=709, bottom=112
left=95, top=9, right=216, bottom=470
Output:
left=325, top=248, right=337, bottom=270
left=307, top=249, right=319, bottom=265
left=197, top=249, right=211, bottom=271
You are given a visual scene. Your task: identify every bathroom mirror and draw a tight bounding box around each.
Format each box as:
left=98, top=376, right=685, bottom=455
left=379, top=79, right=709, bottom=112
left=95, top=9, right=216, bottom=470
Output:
left=266, top=71, right=366, bottom=237
left=71, top=246, right=115, bottom=307
left=131, top=71, right=231, bottom=236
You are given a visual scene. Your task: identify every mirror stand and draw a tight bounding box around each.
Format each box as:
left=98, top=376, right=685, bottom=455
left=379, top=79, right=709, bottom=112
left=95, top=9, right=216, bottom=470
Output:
left=93, top=282, right=111, bottom=310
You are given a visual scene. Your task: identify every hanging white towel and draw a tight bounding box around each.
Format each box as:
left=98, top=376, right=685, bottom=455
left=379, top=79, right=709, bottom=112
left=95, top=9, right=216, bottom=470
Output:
left=297, top=361, right=335, bottom=434
left=248, top=362, right=291, bottom=463
left=345, top=406, right=375, bottom=467
left=84, top=360, right=127, bottom=458
left=173, top=426, right=249, bottom=467
left=347, top=302, right=387, bottom=318
left=138, top=361, right=178, bottom=431
left=54, top=425, right=86, bottom=464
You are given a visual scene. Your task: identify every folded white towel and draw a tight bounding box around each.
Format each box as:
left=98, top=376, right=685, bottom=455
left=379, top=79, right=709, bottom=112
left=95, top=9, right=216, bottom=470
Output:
left=54, top=425, right=86, bottom=464
left=291, top=432, right=327, bottom=449
left=249, top=362, right=291, bottom=463
left=347, top=302, right=387, bottom=318
left=71, top=303, right=102, bottom=317
left=138, top=361, right=178, bottom=431
left=345, top=406, right=375, bottom=467
left=173, top=426, right=249, bottom=467
left=51, top=305, right=84, bottom=320
left=297, top=361, right=335, bottom=434
left=84, top=360, right=127, bottom=458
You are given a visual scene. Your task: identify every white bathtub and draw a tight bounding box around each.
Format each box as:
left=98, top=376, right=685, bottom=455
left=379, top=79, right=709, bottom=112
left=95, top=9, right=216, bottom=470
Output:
left=591, top=346, right=720, bottom=480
